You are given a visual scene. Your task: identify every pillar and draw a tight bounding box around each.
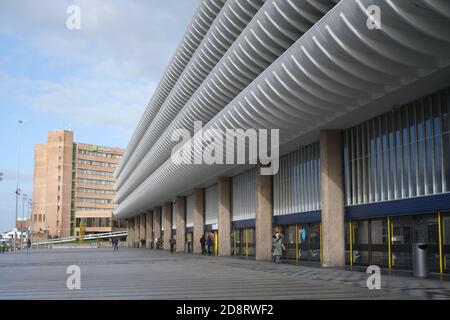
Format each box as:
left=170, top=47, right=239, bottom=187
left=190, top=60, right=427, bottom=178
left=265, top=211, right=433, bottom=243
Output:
left=128, top=218, right=135, bottom=247
left=255, top=163, right=273, bottom=260
left=176, top=197, right=186, bottom=252
left=193, top=189, right=204, bottom=254
left=162, top=203, right=172, bottom=251
left=134, top=215, right=140, bottom=248
left=320, top=130, right=345, bottom=267
left=153, top=207, right=161, bottom=245
left=146, top=210, right=153, bottom=248
left=140, top=213, right=146, bottom=248
left=218, top=177, right=231, bottom=256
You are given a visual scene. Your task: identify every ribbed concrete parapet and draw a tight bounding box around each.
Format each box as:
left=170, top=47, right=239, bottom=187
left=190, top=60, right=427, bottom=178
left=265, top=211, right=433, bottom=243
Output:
left=320, top=130, right=345, bottom=268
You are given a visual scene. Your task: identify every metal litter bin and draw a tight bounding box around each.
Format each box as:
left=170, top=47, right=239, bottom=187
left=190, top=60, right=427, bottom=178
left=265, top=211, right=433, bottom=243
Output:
left=412, top=243, right=429, bottom=278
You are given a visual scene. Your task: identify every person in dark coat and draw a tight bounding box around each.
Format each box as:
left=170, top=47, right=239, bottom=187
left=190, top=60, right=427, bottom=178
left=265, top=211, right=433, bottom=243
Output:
left=112, top=237, right=119, bottom=251
left=200, top=235, right=206, bottom=254
left=207, top=232, right=213, bottom=255
left=272, top=231, right=285, bottom=264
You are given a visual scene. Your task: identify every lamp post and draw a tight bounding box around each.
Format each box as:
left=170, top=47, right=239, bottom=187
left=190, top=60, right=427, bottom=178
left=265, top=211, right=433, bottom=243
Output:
left=14, top=119, right=23, bottom=252
left=21, top=194, right=27, bottom=251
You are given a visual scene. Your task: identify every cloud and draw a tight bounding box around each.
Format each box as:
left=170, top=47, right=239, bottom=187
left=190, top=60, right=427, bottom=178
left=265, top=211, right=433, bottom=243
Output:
left=0, top=0, right=200, bottom=80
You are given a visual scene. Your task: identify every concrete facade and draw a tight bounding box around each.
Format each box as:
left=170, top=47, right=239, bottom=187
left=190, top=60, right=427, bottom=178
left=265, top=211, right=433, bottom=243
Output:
left=193, top=189, right=204, bottom=254
left=320, top=130, right=345, bottom=268
left=127, top=219, right=135, bottom=247
left=255, top=163, right=273, bottom=261
left=145, top=211, right=153, bottom=248
left=175, top=197, right=186, bottom=253
left=162, top=203, right=172, bottom=251
left=218, top=177, right=231, bottom=256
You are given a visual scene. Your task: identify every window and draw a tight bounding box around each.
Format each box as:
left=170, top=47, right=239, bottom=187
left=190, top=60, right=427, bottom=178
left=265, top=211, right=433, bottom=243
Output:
left=344, top=87, right=450, bottom=205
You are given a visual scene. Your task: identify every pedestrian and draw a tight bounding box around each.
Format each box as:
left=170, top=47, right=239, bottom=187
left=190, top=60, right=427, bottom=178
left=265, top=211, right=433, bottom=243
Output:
left=169, top=237, right=175, bottom=253
left=207, top=232, right=213, bottom=255
left=0, top=242, right=5, bottom=254
left=200, top=235, right=206, bottom=254
left=272, top=231, right=285, bottom=264
left=112, top=237, right=119, bottom=251
left=26, top=238, right=31, bottom=254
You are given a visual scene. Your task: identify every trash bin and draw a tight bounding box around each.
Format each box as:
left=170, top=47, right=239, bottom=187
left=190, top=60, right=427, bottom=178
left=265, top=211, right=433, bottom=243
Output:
left=412, top=243, right=429, bottom=278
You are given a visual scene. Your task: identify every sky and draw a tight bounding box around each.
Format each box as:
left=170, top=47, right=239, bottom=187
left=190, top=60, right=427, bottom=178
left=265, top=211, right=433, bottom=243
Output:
left=0, top=0, right=199, bottom=232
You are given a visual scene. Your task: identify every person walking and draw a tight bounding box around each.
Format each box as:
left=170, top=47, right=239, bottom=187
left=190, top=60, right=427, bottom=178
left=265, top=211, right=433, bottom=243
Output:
left=200, top=235, right=206, bottom=254
left=0, top=241, right=5, bottom=254
left=272, top=231, right=285, bottom=264
left=26, top=238, right=31, bottom=254
left=207, top=232, right=213, bottom=255
left=112, top=237, right=119, bottom=251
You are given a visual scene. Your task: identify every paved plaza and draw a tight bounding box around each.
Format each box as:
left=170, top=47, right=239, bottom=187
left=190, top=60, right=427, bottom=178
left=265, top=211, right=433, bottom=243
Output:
left=0, top=248, right=449, bottom=300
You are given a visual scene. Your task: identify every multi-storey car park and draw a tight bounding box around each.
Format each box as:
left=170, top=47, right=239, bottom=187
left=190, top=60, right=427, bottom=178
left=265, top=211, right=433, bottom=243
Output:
left=114, top=0, right=450, bottom=275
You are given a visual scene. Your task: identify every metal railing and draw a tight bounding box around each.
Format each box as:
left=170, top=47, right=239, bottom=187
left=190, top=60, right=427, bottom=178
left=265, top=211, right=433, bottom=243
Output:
left=32, top=231, right=128, bottom=246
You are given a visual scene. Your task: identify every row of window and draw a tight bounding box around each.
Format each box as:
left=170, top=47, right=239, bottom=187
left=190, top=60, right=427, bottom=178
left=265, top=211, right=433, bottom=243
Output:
left=77, top=197, right=113, bottom=204
left=78, top=168, right=114, bottom=177
left=76, top=217, right=111, bottom=228
left=78, top=188, right=115, bottom=195
left=76, top=207, right=113, bottom=211
left=78, top=149, right=122, bottom=159
left=78, top=159, right=118, bottom=168
left=344, top=87, right=450, bottom=205
left=32, top=214, right=46, bottom=222
left=77, top=178, right=114, bottom=186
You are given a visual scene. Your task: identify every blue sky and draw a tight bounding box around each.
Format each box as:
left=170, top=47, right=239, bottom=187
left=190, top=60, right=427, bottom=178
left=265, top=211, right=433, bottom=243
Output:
left=0, top=0, right=199, bottom=232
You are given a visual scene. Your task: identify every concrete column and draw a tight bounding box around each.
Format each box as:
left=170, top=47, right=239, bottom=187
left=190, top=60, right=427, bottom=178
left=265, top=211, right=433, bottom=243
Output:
left=162, top=203, right=172, bottom=251
left=176, top=197, right=186, bottom=253
left=153, top=207, right=161, bottom=245
left=134, top=215, right=140, bottom=248
left=320, top=130, right=345, bottom=268
left=255, top=163, right=273, bottom=260
left=145, top=210, right=153, bottom=248
left=140, top=213, right=146, bottom=247
left=193, top=189, right=205, bottom=254
left=218, top=177, right=231, bottom=256
left=128, top=218, right=135, bottom=247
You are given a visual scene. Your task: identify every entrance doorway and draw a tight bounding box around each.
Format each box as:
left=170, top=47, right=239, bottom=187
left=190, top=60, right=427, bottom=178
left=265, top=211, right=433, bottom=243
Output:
left=232, top=228, right=255, bottom=257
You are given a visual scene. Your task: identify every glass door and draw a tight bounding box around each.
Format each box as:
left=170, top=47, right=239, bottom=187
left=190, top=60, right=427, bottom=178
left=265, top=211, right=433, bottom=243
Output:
left=298, top=224, right=309, bottom=261
left=443, top=212, right=450, bottom=273
left=352, top=220, right=370, bottom=266
left=309, top=224, right=321, bottom=262
left=370, top=218, right=388, bottom=267
left=391, top=216, right=413, bottom=269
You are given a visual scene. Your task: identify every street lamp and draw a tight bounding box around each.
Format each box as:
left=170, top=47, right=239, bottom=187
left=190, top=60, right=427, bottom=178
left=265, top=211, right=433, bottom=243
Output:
left=14, top=119, right=23, bottom=252
left=21, top=193, right=27, bottom=250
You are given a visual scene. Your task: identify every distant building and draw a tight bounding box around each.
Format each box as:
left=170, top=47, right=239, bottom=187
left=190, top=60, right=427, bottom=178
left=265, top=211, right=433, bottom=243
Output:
left=30, top=130, right=125, bottom=239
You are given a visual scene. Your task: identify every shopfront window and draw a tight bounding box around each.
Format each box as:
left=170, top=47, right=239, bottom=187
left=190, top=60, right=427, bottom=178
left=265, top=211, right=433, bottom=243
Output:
left=391, top=216, right=413, bottom=269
